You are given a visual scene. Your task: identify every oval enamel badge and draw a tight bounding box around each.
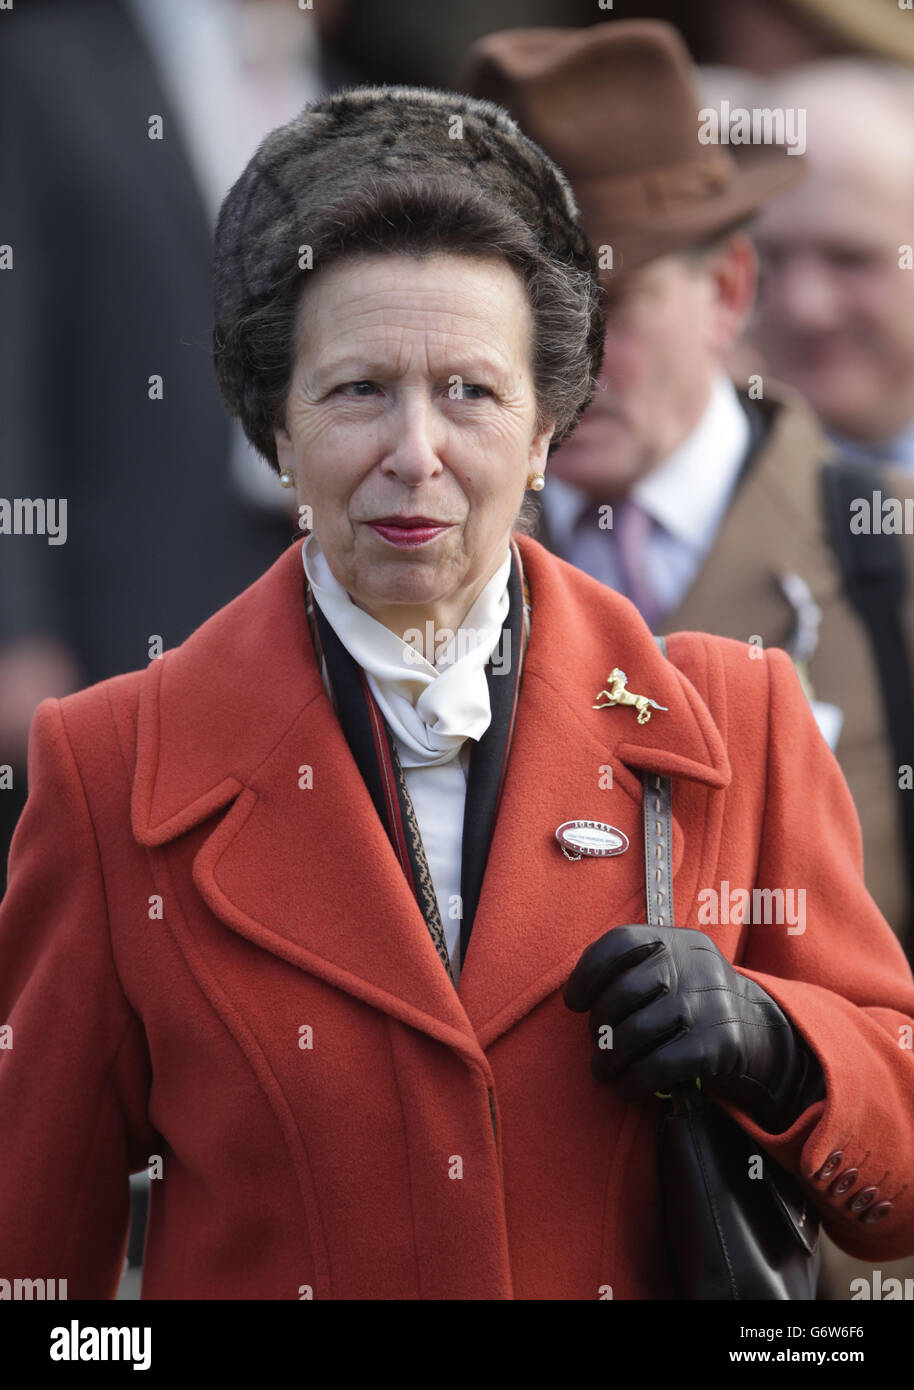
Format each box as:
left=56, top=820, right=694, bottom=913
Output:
left=555, top=820, right=630, bottom=859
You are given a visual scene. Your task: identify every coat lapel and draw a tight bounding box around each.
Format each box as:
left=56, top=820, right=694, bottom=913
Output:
left=454, top=536, right=730, bottom=1046
left=531, top=383, right=840, bottom=653
left=661, top=386, right=840, bottom=643
left=132, top=541, right=477, bottom=1059
left=131, top=534, right=730, bottom=1058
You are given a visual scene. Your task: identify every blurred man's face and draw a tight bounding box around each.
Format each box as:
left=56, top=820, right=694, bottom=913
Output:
left=752, top=168, right=914, bottom=441
left=548, top=252, right=727, bottom=498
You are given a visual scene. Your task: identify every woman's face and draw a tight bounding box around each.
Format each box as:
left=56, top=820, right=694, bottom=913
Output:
left=274, top=251, right=554, bottom=636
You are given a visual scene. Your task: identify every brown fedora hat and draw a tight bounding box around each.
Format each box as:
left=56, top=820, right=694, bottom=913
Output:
left=458, top=19, right=807, bottom=280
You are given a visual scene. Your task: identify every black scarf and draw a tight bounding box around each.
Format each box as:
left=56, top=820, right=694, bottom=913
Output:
left=304, top=540, right=530, bottom=985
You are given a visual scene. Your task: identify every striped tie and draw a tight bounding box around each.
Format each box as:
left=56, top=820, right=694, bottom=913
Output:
left=611, top=498, right=663, bottom=628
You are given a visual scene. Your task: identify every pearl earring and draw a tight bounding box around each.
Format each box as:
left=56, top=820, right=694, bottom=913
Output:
left=526, top=471, right=545, bottom=491
left=279, top=469, right=295, bottom=489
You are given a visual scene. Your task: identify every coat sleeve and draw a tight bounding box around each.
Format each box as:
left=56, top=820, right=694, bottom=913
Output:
left=0, top=698, right=154, bottom=1297
left=713, top=643, right=914, bottom=1261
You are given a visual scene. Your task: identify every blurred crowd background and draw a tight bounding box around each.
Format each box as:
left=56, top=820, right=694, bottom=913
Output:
left=3, top=0, right=914, bottom=1302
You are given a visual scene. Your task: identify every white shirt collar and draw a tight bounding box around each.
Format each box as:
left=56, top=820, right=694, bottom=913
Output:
left=631, top=375, right=750, bottom=550
left=302, top=534, right=512, bottom=768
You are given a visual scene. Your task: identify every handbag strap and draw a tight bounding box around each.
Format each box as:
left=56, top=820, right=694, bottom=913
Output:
left=643, top=637, right=694, bottom=1109
left=647, top=636, right=821, bottom=1271
left=643, top=634, right=674, bottom=928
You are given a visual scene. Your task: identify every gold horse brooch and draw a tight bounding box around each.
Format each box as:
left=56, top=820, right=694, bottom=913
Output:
left=593, top=668, right=669, bottom=725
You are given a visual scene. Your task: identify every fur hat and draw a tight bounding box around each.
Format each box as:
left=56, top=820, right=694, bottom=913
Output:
left=212, top=84, right=604, bottom=463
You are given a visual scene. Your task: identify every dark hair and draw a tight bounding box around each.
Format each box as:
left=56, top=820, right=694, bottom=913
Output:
left=216, top=171, right=604, bottom=477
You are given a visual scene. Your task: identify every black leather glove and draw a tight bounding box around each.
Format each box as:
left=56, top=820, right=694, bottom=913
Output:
left=563, top=923, right=825, bottom=1130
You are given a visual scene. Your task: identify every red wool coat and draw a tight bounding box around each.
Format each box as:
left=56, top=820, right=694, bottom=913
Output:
left=2, top=533, right=914, bottom=1299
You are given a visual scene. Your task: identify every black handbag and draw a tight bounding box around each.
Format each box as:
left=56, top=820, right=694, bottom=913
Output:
left=644, top=639, right=821, bottom=1300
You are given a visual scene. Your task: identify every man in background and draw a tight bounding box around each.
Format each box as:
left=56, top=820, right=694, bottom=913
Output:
left=0, top=0, right=351, bottom=895
left=460, top=18, right=914, bottom=1300
left=750, top=61, right=914, bottom=471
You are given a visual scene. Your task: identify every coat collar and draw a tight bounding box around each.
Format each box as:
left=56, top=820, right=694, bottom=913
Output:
left=661, top=383, right=840, bottom=639
left=131, top=533, right=730, bottom=1056
left=533, top=381, right=840, bottom=647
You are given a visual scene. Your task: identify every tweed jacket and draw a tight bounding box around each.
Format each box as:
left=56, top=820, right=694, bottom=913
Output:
left=535, top=383, right=914, bottom=945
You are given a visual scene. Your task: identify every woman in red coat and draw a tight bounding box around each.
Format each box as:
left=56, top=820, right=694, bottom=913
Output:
left=2, top=86, right=914, bottom=1300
